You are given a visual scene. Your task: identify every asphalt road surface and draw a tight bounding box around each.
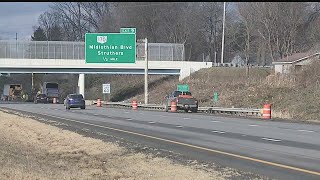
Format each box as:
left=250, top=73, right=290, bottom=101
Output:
left=1, top=103, right=320, bottom=180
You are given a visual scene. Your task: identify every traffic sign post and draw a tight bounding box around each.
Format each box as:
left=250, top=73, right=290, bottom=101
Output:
left=102, top=83, right=110, bottom=102
left=213, top=92, right=218, bottom=103
left=85, top=33, right=136, bottom=63
left=102, top=84, right=110, bottom=94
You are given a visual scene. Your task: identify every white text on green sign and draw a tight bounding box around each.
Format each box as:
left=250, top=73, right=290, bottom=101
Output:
left=120, top=28, right=136, bottom=34
left=85, top=33, right=136, bottom=63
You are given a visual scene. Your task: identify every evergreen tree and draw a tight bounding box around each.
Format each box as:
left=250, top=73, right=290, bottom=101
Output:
left=31, top=26, right=47, bottom=41
left=48, top=25, right=63, bottom=41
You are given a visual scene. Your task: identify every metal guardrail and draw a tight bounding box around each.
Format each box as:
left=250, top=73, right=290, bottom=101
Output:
left=90, top=101, right=262, bottom=117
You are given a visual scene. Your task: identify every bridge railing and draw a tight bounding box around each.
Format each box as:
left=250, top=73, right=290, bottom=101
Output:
left=0, top=40, right=185, bottom=61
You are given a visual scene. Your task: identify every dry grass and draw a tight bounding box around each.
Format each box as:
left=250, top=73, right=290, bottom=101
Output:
left=130, top=65, right=320, bottom=121
left=85, top=74, right=168, bottom=102
left=0, top=110, right=230, bottom=180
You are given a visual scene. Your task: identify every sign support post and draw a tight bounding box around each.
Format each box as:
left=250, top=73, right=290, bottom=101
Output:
left=144, top=38, right=148, bottom=105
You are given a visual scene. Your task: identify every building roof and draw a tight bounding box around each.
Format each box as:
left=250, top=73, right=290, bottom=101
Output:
left=272, top=52, right=319, bottom=64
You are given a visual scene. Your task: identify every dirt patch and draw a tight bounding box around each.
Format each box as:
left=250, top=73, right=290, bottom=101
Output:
left=0, top=110, right=233, bottom=180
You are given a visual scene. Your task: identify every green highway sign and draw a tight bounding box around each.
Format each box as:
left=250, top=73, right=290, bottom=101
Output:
left=213, top=92, right=218, bottom=102
left=85, top=33, right=136, bottom=63
left=120, top=28, right=136, bottom=34
left=177, top=84, right=189, bottom=92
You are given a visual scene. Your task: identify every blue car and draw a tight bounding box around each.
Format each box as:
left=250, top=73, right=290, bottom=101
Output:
left=64, top=94, right=85, bottom=110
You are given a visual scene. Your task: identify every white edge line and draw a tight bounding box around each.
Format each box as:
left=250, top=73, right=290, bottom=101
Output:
left=212, top=130, right=225, bottom=134
left=211, top=121, right=220, bottom=123
left=261, top=137, right=281, bottom=142
left=297, top=130, right=314, bottom=133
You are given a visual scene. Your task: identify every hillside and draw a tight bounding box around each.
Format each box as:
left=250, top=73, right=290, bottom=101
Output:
left=130, top=63, right=320, bottom=122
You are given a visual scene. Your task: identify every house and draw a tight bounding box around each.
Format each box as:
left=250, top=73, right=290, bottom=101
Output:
left=272, top=52, right=320, bottom=74
left=231, top=55, right=245, bottom=67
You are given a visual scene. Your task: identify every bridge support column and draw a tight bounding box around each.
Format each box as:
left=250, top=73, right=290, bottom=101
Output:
left=179, top=67, right=192, bottom=81
left=78, top=74, right=85, bottom=98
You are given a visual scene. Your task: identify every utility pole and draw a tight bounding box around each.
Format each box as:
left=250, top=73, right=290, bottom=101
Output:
left=15, top=33, right=18, bottom=58
left=32, top=72, right=34, bottom=97
left=144, top=38, right=148, bottom=104
left=221, top=2, right=226, bottom=64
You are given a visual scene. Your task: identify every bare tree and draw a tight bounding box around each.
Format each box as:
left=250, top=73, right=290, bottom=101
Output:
left=199, top=2, right=223, bottom=63
left=250, top=2, right=307, bottom=62
left=238, top=2, right=257, bottom=77
left=80, top=2, right=113, bottom=32
left=114, top=2, right=163, bottom=42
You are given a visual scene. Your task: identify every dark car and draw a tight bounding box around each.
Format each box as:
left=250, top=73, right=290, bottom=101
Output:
left=34, top=94, right=48, bottom=104
left=64, top=94, right=85, bottom=110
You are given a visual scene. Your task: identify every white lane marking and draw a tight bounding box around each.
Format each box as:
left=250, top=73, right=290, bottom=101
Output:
left=124, top=112, right=129, bottom=114
left=93, top=114, right=99, bottom=116
left=158, top=115, right=168, bottom=118
left=183, top=117, right=191, bottom=120
left=212, top=130, right=225, bottom=134
left=241, top=135, right=247, bottom=136
left=211, top=120, right=220, bottom=123
left=261, top=137, right=282, bottom=142
left=176, top=125, right=183, bottom=128
left=297, top=129, right=314, bottom=133
left=249, top=124, right=259, bottom=127
left=126, top=118, right=132, bottom=121
left=139, top=112, right=144, bottom=115
left=148, top=121, right=156, bottom=124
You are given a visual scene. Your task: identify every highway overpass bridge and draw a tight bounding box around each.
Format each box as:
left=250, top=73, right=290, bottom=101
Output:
left=0, top=40, right=212, bottom=97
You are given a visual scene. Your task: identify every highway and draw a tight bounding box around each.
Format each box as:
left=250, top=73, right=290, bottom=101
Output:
left=1, top=103, right=320, bottom=180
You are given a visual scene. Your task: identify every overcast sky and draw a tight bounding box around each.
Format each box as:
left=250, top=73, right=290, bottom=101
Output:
left=0, top=2, right=237, bottom=41
left=0, top=2, right=51, bottom=40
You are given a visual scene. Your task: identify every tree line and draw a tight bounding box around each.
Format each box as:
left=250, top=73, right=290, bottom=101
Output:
left=31, top=2, right=320, bottom=65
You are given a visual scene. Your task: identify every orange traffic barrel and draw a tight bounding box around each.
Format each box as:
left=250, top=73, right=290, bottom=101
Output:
left=132, top=100, right=138, bottom=110
left=97, top=98, right=102, bottom=107
left=262, top=104, right=271, bottom=119
left=53, top=98, right=57, bottom=104
left=171, top=101, right=177, bottom=112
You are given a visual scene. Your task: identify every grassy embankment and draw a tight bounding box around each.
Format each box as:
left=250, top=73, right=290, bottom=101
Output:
left=130, top=62, right=320, bottom=122
left=0, top=110, right=234, bottom=180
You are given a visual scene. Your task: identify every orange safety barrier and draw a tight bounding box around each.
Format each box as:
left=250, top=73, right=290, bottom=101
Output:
left=132, top=100, right=138, bottom=110
left=262, top=104, right=271, bottom=119
left=171, top=101, right=177, bottom=112
left=53, top=98, right=57, bottom=104
left=97, top=98, right=102, bottom=107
